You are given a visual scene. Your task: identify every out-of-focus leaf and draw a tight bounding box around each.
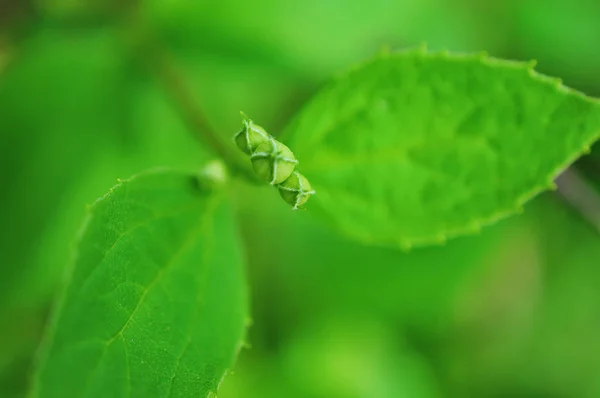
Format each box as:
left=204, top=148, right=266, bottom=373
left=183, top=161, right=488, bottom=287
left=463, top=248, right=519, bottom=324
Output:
left=225, top=180, right=536, bottom=398
left=0, top=24, right=208, bottom=309
left=442, top=194, right=600, bottom=398
left=30, top=170, right=248, bottom=397
left=0, top=24, right=239, bottom=397
left=0, top=310, right=46, bottom=398
left=144, top=0, right=503, bottom=81
left=229, top=179, right=516, bottom=340
left=220, top=316, right=441, bottom=398
left=217, top=353, right=302, bottom=398
left=516, top=195, right=600, bottom=398
left=283, top=48, right=600, bottom=248
left=0, top=25, right=133, bottom=398
left=0, top=27, right=126, bottom=309
left=281, top=316, right=441, bottom=398
left=514, top=0, right=600, bottom=93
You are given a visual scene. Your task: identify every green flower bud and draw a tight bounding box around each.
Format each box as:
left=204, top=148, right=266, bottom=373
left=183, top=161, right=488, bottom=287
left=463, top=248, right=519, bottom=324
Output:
left=234, top=114, right=271, bottom=155
left=278, top=171, right=315, bottom=210
left=251, top=139, right=298, bottom=185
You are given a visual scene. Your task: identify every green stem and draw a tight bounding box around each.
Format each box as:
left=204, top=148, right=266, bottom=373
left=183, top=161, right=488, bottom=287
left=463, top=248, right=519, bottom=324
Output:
left=555, top=166, right=600, bottom=233
left=129, top=24, right=258, bottom=183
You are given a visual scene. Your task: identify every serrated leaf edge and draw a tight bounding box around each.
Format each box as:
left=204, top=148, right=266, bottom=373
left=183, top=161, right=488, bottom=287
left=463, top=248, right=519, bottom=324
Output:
left=28, top=167, right=249, bottom=398
left=283, top=46, right=600, bottom=250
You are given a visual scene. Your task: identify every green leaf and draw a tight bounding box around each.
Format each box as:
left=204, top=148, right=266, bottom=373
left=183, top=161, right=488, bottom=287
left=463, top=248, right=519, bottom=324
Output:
left=30, top=169, right=248, bottom=398
left=445, top=194, right=600, bottom=398
left=144, top=0, right=497, bottom=80
left=0, top=27, right=125, bottom=309
left=280, top=316, right=442, bottom=398
left=514, top=0, right=600, bottom=92
left=0, top=27, right=214, bottom=396
left=283, top=47, right=600, bottom=248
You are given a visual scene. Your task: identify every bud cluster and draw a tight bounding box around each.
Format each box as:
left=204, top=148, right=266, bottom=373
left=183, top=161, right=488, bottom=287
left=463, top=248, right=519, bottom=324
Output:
left=234, top=113, right=315, bottom=209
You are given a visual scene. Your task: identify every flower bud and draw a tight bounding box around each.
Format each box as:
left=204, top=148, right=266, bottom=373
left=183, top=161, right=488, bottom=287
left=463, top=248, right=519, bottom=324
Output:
left=278, top=171, right=315, bottom=209
left=251, top=139, right=298, bottom=185
left=234, top=115, right=271, bottom=155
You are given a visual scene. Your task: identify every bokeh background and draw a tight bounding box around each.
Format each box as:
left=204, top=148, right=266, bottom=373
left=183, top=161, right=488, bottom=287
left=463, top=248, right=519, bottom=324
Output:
left=2, top=0, right=600, bottom=397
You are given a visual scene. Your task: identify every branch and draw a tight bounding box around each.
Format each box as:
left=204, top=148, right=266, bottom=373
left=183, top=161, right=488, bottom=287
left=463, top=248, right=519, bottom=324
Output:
left=555, top=167, right=600, bottom=233
left=133, top=30, right=258, bottom=183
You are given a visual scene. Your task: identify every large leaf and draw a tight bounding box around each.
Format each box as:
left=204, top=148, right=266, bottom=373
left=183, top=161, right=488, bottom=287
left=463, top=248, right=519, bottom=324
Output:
left=283, top=47, right=600, bottom=248
left=0, top=26, right=209, bottom=396
left=143, top=0, right=502, bottom=80
left=29, top=170, right=248, bottom=398
left=0, top=27, right=125, bottom=307
left=444, top=194, right=600, bottom=398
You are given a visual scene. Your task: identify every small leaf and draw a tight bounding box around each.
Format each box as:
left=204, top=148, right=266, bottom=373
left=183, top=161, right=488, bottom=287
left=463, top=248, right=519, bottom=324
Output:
left=283, top=48, right=600, bottom=248
left=30, top=169, right=248, bottom=398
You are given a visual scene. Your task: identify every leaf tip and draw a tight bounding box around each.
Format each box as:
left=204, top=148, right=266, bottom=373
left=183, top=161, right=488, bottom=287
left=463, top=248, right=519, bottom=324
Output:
left=527, top=59, right=538, bottom=69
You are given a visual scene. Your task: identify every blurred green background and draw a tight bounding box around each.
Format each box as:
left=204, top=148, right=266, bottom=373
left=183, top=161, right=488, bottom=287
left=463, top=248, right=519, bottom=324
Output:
left=2, top=0, right=600, bottom=397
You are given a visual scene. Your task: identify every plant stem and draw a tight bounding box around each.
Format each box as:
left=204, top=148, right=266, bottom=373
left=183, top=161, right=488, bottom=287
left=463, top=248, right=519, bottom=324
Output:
left=132, top=28, right=258, bottom=183
left=555, top=167, right=600, bottom=233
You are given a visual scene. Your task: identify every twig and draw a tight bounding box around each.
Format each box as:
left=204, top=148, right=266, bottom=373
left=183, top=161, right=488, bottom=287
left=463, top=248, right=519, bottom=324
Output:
left=555, top=167, right=600, bottom=233
left=133, top=29, right=258, bottom=182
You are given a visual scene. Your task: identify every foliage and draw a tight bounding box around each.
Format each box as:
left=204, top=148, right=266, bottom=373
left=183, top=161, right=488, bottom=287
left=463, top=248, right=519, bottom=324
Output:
left=2, top=1, right=600, bottom=397
left=30, top=170, right=247, bottom=397
left=283, top=48, right=600, bottom=247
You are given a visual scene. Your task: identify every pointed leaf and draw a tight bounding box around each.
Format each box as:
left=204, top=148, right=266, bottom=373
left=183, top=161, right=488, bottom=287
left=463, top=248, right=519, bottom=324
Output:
left=283, top=48, right=600, bottom=248
left=30, top=169, right=248, bottom=398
